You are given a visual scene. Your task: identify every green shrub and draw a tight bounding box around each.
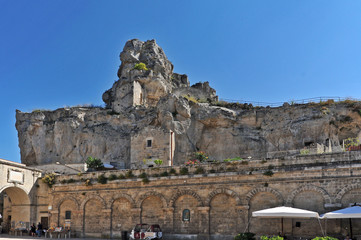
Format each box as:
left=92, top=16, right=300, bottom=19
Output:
left=118, top=174, right=126, bottom=179
left=209, top=169, right=216, bottom=173
left=263, top=170, right=274, bottom=177
left=67, top=179, right=75, bottom=183
left=194, top=151, right=208, bottom=162
left=180, top=167, right=189, bottom=175
left=97, top=174, right=107, bottom=184
left=160, top=171, right=169, bottom=177
left=108, top=174, right=118, bottom=181
left=234, top=232, right=256, bottom=240
left=227, top=167, right=236, bottom=171
left=312, top=237, right=338, bottom=240
left=300, top=149, right=310, bottom=155
left=85, top=156, right=104, bottom=171
left=42, top=173, right=56, bottom=187
left=142, top=177, right=150, bottom=184
left=224, top=157, right=243, bottom=162
left=125, top=170, right=135, bottom=178
left=138, top=172, right=147, bottom=179
left=194, top=166, right=205, bottom=174
left=169, top=168, right=176, bottom=174
left=133, top=62, right=148, bottom=71
left=154, top=159, right=163, bottom=166
left=183, top=95, right=198, bottom=103
left=260, top=236, right=283, bottom=240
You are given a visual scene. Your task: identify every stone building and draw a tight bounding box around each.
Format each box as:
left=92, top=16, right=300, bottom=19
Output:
left=42, top=151, right=361, bottom=239
left=130, top=127, right=175, bottom=168
left=8, top=39, right=361, bottom=239
left=0, top=158, right=45, bottom=232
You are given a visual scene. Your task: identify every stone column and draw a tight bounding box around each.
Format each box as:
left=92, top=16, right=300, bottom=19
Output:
left=197, top=206, right=210, bottom=240
left=162, top=207, right=174, bottom=233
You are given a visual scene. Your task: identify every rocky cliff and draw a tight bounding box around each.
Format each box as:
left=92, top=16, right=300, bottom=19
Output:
left=16, top=39, right=361, bottom=167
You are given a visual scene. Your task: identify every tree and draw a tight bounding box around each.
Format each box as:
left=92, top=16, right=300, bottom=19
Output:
left=85, top=156, right=104, bottom=171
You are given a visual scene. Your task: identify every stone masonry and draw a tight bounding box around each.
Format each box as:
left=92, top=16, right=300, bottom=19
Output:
left=47, top=151, right=361, bottom=240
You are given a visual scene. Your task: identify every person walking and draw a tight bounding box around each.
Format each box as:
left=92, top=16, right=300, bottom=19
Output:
left=36, top=222, right=43, bottom=237
left=30, top=223, right=36, bottom=237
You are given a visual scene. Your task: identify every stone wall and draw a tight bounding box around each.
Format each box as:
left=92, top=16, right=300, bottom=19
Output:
left=130, top=127, right=174, bottom=168
left=47, top=152, right=361, bottom=239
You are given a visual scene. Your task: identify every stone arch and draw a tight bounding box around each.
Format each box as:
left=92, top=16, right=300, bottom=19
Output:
left=111, top=194, right=134, bottom=234
left=246, top=187, right=284, bottom=205
left=110, top=193, right=136, bottom=208
left=0, top=184, right=30, bottom=195
left=169, top=189, right=204, bottom=207
left=137, top=191, right=167, bottom=208
left=335, top=183, right=361, bottom=204
left=286, top=184, right=331, bottom=206
left=207, top=188, right=242, bottom=235
left=205, top=188, right=241, bottom=206
left=80, top=194, right=107, bottom=210
left=248, top=187, right=284, bottom=235
left=55, top=195, right=80, bottom=210
left=0, top=185, right=33, bottom=226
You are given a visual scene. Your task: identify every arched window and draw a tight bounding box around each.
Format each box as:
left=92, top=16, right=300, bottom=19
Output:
left=182, top=209, right=190, bottom=221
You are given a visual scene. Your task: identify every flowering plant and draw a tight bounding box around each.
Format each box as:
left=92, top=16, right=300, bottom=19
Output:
left=194, top=151, right=208, bottom=162
left=185, top=159, right=200, bottom=166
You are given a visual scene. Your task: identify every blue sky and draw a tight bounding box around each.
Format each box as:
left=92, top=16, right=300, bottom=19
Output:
left=1, top=0, right=361, bottom=163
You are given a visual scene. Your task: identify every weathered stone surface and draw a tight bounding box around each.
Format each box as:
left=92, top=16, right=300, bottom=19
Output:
left=15, top=39, right=361, bottom=167
left=47, top=152, right=361, bottom=238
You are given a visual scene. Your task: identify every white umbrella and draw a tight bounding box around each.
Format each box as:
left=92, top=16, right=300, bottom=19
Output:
left=250, top=206, right=324, bottom=236
left=321, top=206, right=361, bottom=219
left=253, top=206, right=320, bottom=218
left=321, top=206, right=361, bottom=238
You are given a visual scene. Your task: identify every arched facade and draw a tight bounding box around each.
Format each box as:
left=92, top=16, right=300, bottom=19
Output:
left=248, top=187, right=284, bottom=235
left=82, top=196, right=108, bottom=237
left=0, top=159, right=43, bottom=233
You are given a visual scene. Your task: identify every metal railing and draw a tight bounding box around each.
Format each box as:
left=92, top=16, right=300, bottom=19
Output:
left=219, top=96, right=360, bottom=107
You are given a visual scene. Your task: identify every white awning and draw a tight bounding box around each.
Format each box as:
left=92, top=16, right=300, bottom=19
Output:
left=252, top=206, right=320, bottom=218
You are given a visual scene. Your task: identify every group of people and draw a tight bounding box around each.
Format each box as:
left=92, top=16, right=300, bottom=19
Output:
left=30, top=222, right=43, bottom=237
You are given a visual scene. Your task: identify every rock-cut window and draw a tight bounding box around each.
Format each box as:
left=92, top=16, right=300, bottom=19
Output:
left=182, top=209, right=190, bottom=221
left=147, top=139, right=152, bottom=148
left=65, top=211, right=71, bottom=220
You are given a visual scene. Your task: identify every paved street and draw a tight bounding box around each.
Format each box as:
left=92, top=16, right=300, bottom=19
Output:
left=0, top=234, right=107, bottom=240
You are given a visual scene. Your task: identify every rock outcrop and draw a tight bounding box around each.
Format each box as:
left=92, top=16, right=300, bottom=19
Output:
left=16, top=39, right=361, bottom=167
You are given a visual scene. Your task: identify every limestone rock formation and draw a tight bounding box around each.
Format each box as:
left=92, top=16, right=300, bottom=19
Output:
left=16, top=39, right=361, bottom=167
